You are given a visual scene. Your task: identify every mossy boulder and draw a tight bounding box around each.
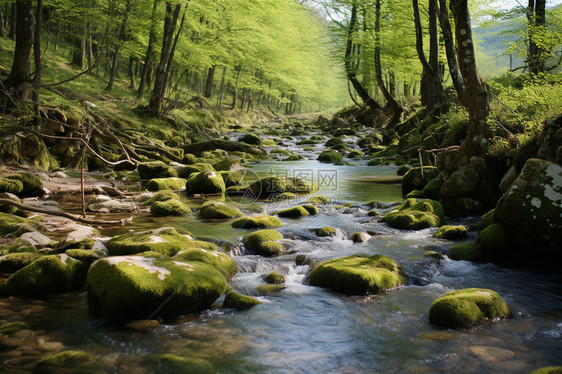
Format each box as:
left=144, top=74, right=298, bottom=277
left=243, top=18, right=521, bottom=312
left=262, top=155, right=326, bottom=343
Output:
left=397, top=164, right=413, bottom=176
left=406, top=189, right=425, bottom=198
left=0, top=254, right=89, bottom=296
left=65, top=249, right=101, bottom=264
left=429, top=288, right=511, bottom=328
left=142, top=190, right=180, bottom=206
left=317, top=149, right=343, bottom=163
left=440, top=164, right=480, bottom=198
left=87, top=255, right=227, bottom=317
left=264, top=271, right=285, bottom=284
left=283, top=154, right=305, bottom=161
left=36, top=350, right=92, bottom=370
left=223, top=290, right=261, bottom=309
left=347, top=149, right=364, bottom=158
left=302, top=204, right=319, bottom=215
left=213, top=159, right=242, bottom=172
left=401, top=166, right=439, bottom=195
left=186, top=171, right=226, bottom=195
left=178, top=162, right=215, bottom=179
left=256, top=284, right=286, bottom=295
left=433, top=225, right=468, bottom=240
left=422, top=176, right=444, bottom=201
left=384, top=198, right=444, bottom=230
left=441, top=197, right=485, bottom=217
left=308, top=195, right=331, bottom=205
left=147, top=177, right=187, bottom=191
left=108, top=227, right=200, bottom=256
left=243, top=229, right=283, bottom=257
left=86, top=195, right=136, bottom=213
left=199, top=201, right=243, bottom=219
left=0, top=237, right=37, bottom=255
left=6, top=172, right=43, bottom=197
left=238, top=133, right=261, bottom=145
left=478, top=223, right=511, bottom=253
left=137, top=161, right=177, bottom=179
left=247, top=176, right=316, bottom=199
left=0, top=252, right=39, bottom=273
left=0, top=192, right=23, bottom=215
left=449, top=242, right=482, bottom=261
left=0, top=321, right=30, bottom=335
left=315, top=227, right=337, bottom=237
left=150, top=199, right=190, bottom=217
left=531, top=367, right=562, bottom=374
left=182, top=153, right=198, bottom=164
left=0, top=133, right=58, bottom=170
left=276, top=205, right=310, bottom=218
left=307, top=254, right=406, bottom=296
left=494, top=158, right=562, bottom=251
left=0, top=177, right=23, bottom=195
left=231, top=215, right=282, bottom=229
left=174, top=248, right=237, bottom=280
left=351, top=232, right=371, bottom=243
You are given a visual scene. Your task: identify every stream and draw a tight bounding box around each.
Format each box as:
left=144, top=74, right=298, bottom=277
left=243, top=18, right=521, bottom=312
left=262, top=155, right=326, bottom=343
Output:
left=1, top=130, right=562, bottom=373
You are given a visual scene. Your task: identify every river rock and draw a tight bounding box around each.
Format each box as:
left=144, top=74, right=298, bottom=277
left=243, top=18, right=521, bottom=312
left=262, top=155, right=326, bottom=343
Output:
left=401, top=167, right=439, bottom=195
left=433, top=225, right=468, bottom=240
left=243, top=229, right=284, bottom=257
left=499, top=165, right=518, bottom=193
left=239, top=133, right=261, bottom=145
left=440, top=164, right=480, bottom=198
left=247, top=176, right=316, bottom=199
left=307, top=254, right=406, bottom=295
left=0, top=254, right=89, bottom=296
left=137, top=161, right=177, bottom=179
left=0, top=212, right=39, bottom=236
left=429, top=288, right=511, bottom=328
left=86, top=255, right=227, bottom=318
left=150, top=199, right=190, bottom=216
left=222, top=290, right=261, bottom=309
left=147, top=177, right=187, bottom=191
left=199, top=201, right=243, bottom=219
left=351, top=232, right=371, bottom=243
left=468, top=346, right=516, bottom=362
left=231, top=214, right=282, bottom=229
left=86, top=195, right=136, bottom=213
left=317, top=149, right=343, bottom=163
left=0, top=252, right=39, bottom=274
left=186, top=171, right=226, bottom=195
left=20, top=231, right=52, bottom=248
left=178, top=162, right=215, bottom=178
left=384, top=198, right=444, bottom=230
left=174, top=248, right=237, bottom=280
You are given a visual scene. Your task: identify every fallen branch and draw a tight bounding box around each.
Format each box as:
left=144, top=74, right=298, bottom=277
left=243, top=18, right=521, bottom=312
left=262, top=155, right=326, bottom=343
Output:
left=0, top=198, right=132, bottom=226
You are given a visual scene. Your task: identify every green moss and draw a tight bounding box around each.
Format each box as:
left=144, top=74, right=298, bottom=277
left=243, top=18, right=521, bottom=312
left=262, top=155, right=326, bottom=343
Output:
left=65, top=249, right=101, bottom=263
left=256, top=284, right=286, bottom=295
left=182, top=153, right=198, bottom=164
left=1, top=238, right=37, bottom=254
left=347, top=149, right=364, bottom=158
left=108, top=227, right=201, bottom=256
left=150, top=199, right=191, bottom=216
left=441, top=197, right=485, bottom=217
left=315, top=227, right=337, bottom=237
left=214, top=159, right=242, bottom=171
left=424, top=251, right=445, bottom=260
left=351, top=232, right=370, bottom=243
left=479, top=223, right=510, bottom=252
left=422, top=177, right=444, bottom=201
left=199, top=201, right=243, bottom=219
left=87, top=256, right=227, bottom=317
left=302, top=204, right=319, bottom=215
left=223, top=290, right=261, bottom=309
left=433, top=225, right=468, bottom=240
left=307, top=254, right=406, bottom=296
left=243, top=229, right=283, bottom=257
left=406, top=189, right=425, bottom=198
left=232, top=215, right=282, bottom=229
left=0, top=192, right=22, bottom=215
left=283, top=154, right=305, bottom=161
left=429, top=288, right=511, bottom=328
left=264, top=271, right=285, bottom=284
left=449, top=242, right=482, bottom=261
left=142, top=190, right=180, bottom=206
left=147, top=177, right=187, bottom=191
left=178, top=162, right=215, bottom=178
left=6, top=172, right=43, bottom=197
left=276, top=205, right=310, bottom=218
left=325, top=137, right=345, bottom=148
left=368, top=209, right=381, bottom=216
left=397, top=164, right=413, bottom=176
left=402, top=167, right=440, bottom=195
left=239, top=133, right=261, bottom=145
left=0, top=321, right=30, bottom=335
left=36, top=350, right=92, bottom=368
left=137, top=161, right=177, bottom=179
left=531, top=367, right=562, bottom=374
left=476, top=209, right=495, bottom=231
left=308, top=195, right=331, bottom=205
left=1, top=254, right=88, bottom=296
left=186, top=171, right=226, bottom=195
left=384, top=198, right=444, bottom=230
left=247, top=176, right=317, bottom=199
left=0, top=252, right=39, bottom=273
left=440, top=164, right=480, bottom=198
left=175, top=248, right=237, bottom=280
left=317, top=149, right=343, bottom=163
left=270, top=149, right=290, bottom=155
left=0, top=177, right=23, bottom=194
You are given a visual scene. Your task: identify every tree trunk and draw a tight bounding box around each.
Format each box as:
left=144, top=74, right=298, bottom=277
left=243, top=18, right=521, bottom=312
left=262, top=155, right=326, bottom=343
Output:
left=71, top=36, right=85, bottom=69
left=527, top=0, right=546, bottom=74
left=128, top=57, right=136, bottom=89
left=148, top=2, right=181, bottom=116
left=3, top=0, right=34, bottom=103
left=204, top=65, right=215, bottom=98
left=138, top=0, right=160, bottom=99
left=217, top=65, right=227, bottom=107
left=105, top=50, right=120, bottom=91
left=8, top=1, right=16, bottom=40
left=32, top=0, right=42, bottom=108
left=0, top=10, right=5, bottom=37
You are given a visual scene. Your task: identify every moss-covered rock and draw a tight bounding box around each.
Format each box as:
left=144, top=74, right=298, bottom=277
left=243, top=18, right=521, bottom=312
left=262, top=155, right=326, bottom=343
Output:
left=448, top=242, right=482, bottom=261
left=402, top=167, right=439, bottom=195
left=315, top=227, right=337, bottom=237
left=397, top=164, right=413, bottom=176
left=424, top=251, right=445, bottom=260
left=441, top=197, right=485, bottom=217
left=256, top=284, right=286, bottom=295
left=422, top=176, right=444, bottom=200
left=478, top=223, right=511, bottom=253
left=0, top=237, right=37, bottom=255
left=65, top=249, right=101, bottom=264
left=0, top=252, right=39, bottom=273
left=302, top=204, right=319, bottom=215
left=231, top=215, right=282, bottom=229
left=247, top=176, right=317, bottom=199
left=137, top=161, right=177, bottom=179
left=87, top=255, right=227, bottom=317
left=239, top=133, right=261, bottom=145
left=182, top=153, right=198, bottom=164
left=36, top=350, right=92, bottom=369
left=174, top=248, right=237, bottom=280
left=264, top=271, right=285, bottom=284
left=86, top=195, right=137, bottom=213
left=440, top=164, right=480, bottom=198
left=243, top=229, right=283, bottom=257
left=147, top=177, right=187, bottom=191
left=146, top=354, right=215, bottom=374
left=0, top=133, right=58, bottom=170
left=178, top=162, right=215, bottom=178
left=214, top=159, right=242, bottom=172
left=186, top=171, right=226, bottom=195
left=368, top=209, right=381, bottom=216
left=0, top=192, right=23, bottom=215
left=531, top=367, right=562, bottom=374
left=406, top=189, right=425, bottom=198
left=0, top=321, right=30, bottom=335
left=107, top=227, right=203, bottom=256
left=384, top=198, right=444, bottom=230
left=351, top=232, right=371, bottom=243
left=347, top=149, right=364, bottom=158
left=6, top=172, right=43, bottom=197
left=142, top=190, right=180, bottom=206
left=1, top=254, right=89, bottom=296
left=476, top=209, right=495, bottom=231
left=429, top=288, right=511, bottom=328
left=223, top=290, right=261, bottom=309
left=0, top=177, right=23, bottom=195
left=307, top=195, right=331, bottom=205
left=433, top=225, right=468, bottom=240
left=199, top=201, right=243, bottom=219
left=276, top=205, right=310, bottom=218
left=307, top=254, right=406, bottom=296
left=317, top=149, right=343, bottom=163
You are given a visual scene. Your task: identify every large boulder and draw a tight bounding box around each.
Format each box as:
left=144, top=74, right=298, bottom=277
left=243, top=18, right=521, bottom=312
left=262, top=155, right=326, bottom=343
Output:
left=147, top=177, right=187, bottom=191
left=6, top=172, right=44, bottom=197
left=429, top=288, right=511, bottom=328
left=307, top=254, right=406, bottom=295
left=440, top=164, right=480, bottom=198
left=178, top=163, right=215, bottom=179
left=238, top=133, right=261, bottom=146
left=317, top=149, right=343, bottom=163
left=87, top=255, right=227, bottom=317
left=0, top=252, right=39, bottom=274
left=150, top=199, right=190, bottom=216
left=0, top=212, right=39, bottom=236
left=185, top=171, right=226, bottom=195
left=0, top=133, right=58, bottom=170
left=401, top=167, right=439, bottom=195
left=384, top=198, right=444, bottom=230
left=243, top=229, right=284, bottom=257
left=198, top=201, right=243, bottom=219
left=0, top=254, right=88, bottom=296
left=137, top=161, right=177, bottom=179
left=86, top=195, right=136, bottom=213
left=231, top=214, right=282, bottom=229
left=247, top=176, right=316, bottom=199
left=174, top=248, right=237, bottom=280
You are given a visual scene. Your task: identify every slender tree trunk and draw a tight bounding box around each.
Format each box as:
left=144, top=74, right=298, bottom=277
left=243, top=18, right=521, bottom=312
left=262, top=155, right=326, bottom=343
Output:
left=138, top=0, right=160, bottom=99
left=128, top=57, right=136, bottom=89
left=8, top=1, right=16, bottom=40
left=105, top=50, right=120, bottom=91
left=0, top=10, right=5, bottom=37
left=230, top=68, right=242, bottom=110
left=217, top=65, right=226, bottom=107
left=3, top=0, right=34, bottom=104
left=204, top=65, right=215, bottom=98
left=71, top=35, right=85, bottom=69
left=438, top=0, right=464, bottom=96
left=32, top=0, right=42, bottom=109
left=527, top=0, right=546, bottom=74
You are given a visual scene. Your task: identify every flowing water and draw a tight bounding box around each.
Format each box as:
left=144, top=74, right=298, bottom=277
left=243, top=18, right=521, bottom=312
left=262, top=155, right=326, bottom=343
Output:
left=1, top=131, right=561, bottom=373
